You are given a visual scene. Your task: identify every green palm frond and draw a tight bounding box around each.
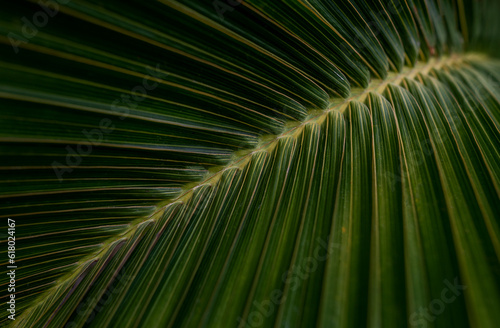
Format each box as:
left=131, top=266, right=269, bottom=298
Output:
left=1, top=0, right=499, bottom=327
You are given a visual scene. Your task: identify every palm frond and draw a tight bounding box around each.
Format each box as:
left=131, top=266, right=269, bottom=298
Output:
left=1, top=1, right=499, bottom=327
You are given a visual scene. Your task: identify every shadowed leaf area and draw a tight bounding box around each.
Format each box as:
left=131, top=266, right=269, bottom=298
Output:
left=0, top=0, right=499, bottom=327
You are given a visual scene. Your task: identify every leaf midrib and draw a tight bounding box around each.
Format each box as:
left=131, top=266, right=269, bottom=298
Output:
left=18, top=53, right=473, bottom=321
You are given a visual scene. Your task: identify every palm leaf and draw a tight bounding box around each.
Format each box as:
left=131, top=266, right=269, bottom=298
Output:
left=1, top=0, right=499, bottom=327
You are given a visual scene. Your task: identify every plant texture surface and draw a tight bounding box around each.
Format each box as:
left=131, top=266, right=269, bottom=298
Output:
left=0, top=0, right=500, bottom=327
